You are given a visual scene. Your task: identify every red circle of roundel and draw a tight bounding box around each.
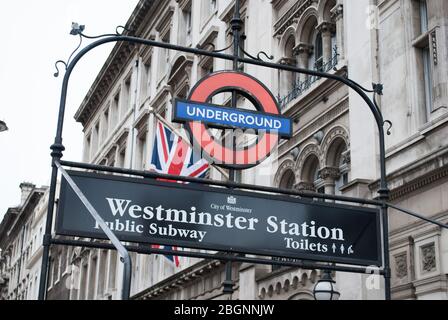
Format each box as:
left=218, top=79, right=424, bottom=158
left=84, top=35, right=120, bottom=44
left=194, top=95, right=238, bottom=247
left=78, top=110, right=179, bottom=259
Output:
left=187, top=71, right=280, bottom=169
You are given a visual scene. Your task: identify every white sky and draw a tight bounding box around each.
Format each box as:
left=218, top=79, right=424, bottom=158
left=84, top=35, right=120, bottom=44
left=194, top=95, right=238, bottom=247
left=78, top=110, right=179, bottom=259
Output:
left=0, top=0, right=139, bottom=219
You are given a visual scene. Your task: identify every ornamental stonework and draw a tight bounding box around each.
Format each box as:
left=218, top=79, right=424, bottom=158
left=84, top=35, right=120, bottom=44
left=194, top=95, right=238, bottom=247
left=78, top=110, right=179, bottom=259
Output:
left=421, top=243, right=436, bottom=273
left=296, top=144, right=320, bottom=172
left=295, top=181, right=315, bottom=192
left=394, top=253, right=408, bottom=279
left=274, top=159, right=296, bottom=186
left=318, top=166, right=340, bottom=180
left=273, top=0, right=315, bottom=37
left=330, top=4, right=343, bottom=22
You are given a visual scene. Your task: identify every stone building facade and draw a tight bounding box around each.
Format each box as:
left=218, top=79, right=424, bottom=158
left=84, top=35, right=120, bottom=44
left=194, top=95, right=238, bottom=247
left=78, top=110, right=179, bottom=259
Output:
left=51, top=0, right=448, bottom=300
left=0, top=183, right=48, bottom=300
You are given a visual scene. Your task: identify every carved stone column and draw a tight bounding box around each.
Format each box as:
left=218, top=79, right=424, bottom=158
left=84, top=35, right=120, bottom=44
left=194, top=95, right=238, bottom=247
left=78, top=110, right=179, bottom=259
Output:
left=318, top=166, right=340, bottom=195
left=331, top=4, right=344, bottom=61
left=293, top=43, right=313, bottom=82
left=317, top=22, right=336, bottom=65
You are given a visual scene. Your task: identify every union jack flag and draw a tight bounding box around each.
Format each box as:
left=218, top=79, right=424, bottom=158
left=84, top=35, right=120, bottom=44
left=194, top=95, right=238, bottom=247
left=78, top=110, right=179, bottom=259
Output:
left=149, top=121, right=209, bottom=179
left=151, top=244, right=180, bottom=267
left=149, top=121, right=210, bottom=267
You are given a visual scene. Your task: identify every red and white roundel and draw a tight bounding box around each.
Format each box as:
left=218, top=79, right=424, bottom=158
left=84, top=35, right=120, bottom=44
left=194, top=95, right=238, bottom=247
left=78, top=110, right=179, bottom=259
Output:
left=186, top=71, right=281, bottom=169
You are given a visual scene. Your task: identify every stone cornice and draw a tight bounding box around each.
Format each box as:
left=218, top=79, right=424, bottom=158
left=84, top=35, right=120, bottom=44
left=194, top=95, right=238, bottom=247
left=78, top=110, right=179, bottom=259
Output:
left=149, top=85, right=171, bottom=112
left=369, top=147, right=448, bottom=200
left=389, top=166, right=448, bottom=201
left=75, top=0, right=158, bottom=127
left=167, top=55, right=194, bottom=91
left=196, top=27, right=219, bottom=49
left=133, top=259, right=223, bottom=300
left=155, top=6, right=175, bottom=34
left=133, top=109, right=151, bottom=132
left=273, top=0, right=315, bottom=37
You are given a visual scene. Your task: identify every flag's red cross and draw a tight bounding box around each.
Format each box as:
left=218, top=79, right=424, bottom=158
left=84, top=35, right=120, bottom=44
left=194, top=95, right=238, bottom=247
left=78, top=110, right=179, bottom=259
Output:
left=186, top=71, right=281, bottom=169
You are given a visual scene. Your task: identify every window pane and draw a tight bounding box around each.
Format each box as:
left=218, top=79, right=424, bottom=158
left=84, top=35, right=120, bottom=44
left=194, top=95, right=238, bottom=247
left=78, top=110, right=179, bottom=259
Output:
left=420, top=0, right=428, bottom=33
left=422, top=45, right=433, bottom=116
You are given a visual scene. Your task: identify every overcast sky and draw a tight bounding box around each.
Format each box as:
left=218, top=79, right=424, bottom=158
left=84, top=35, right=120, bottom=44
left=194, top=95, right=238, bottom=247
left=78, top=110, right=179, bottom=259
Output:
left=0, top=1, right=139, bottom=219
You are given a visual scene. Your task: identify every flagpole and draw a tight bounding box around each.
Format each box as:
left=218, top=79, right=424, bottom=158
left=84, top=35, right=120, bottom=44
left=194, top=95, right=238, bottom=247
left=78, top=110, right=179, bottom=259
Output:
left=150, top=109, right=230, bottom=180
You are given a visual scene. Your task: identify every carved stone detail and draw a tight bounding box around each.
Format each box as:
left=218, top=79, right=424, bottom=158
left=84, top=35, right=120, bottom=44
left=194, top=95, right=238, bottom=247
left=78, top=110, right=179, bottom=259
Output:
left=279, top=57, right=297, bottom=66
left=321, top=125, right=350, bottom=166
left=273, top=0, right=315, bottom=37
left=293, top=43, right=313, bottom=56
left=274, top=159, right=296, bottom=187
left=394, top=253, right=408, bottom=279
left=294, top=181, right=315, bottom=192
left=421, top=243, right=436, bottom=273
left=317, top=22, right=336, bottom=34
left=341, top=150, right=351, bottom=165
left=295, top=144, right=320, bottom=173
left=330, top=4, right=343, bottom=22
left=318, top=166, right=340, bottom=180
left=430, top=30, right=438, bottom=65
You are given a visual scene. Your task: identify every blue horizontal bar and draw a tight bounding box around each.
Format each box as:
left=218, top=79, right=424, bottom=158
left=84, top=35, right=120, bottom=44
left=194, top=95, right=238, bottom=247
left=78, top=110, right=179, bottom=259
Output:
left=174, top=100, right=292, bottom=138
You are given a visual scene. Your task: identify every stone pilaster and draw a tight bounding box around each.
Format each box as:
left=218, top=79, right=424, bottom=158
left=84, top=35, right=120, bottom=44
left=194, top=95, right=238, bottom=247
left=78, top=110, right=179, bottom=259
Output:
left=293, top=43, right=313, bottom=81
left=317, top=22, right=336, bottom=64
left=330, top=4, right=344, bottom=60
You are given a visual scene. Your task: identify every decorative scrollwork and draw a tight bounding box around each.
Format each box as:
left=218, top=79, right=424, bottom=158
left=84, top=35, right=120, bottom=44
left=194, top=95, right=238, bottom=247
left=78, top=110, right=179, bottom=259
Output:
left=53, top=60, right=68, bottom=78
left=239, top=45, right=274, bottom=62
left=115, top=25, right=134, bottom=35
left=257, top=51, right=274, bottom=61
left=372, top=83, right=383, bottom=95
left=202, top=42, right=234, bottom=53
left=79, top=24, right=135, bottom=39
left=70, top=22, right=85, bottom=35
left=53, top=28, right=83, bottom=77
left=53, top=23, right=135, bottom=77
left=384, top=120, right=393, bottom=136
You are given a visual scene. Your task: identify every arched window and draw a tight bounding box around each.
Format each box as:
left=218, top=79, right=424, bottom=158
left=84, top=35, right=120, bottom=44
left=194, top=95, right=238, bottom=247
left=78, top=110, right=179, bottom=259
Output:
left=299, top=15, right=319, bottom=71
left=279, top=169, right=296, bottom=189
left=279, top=35, right=296, bottom=97
left=314, top=31, right=323, bottom=71
left=300, top=154, right=321, bottom=192
left=326, top=137, right=349, bottom=195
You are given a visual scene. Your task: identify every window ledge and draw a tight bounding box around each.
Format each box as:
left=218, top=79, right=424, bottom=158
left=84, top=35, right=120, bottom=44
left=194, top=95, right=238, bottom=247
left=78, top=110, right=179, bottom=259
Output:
left=200, top=10, right=218, bottom=34
left=385, top=110, right=448, bottom=159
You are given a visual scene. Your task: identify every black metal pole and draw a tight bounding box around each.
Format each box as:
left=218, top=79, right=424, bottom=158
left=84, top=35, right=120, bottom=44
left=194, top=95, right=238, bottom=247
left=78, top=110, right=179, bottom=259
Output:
left=55, top=162, right=132, bottom=300
left=223, top=0, right=244, bottom=297
left=37, top=135, right=65, bottom=300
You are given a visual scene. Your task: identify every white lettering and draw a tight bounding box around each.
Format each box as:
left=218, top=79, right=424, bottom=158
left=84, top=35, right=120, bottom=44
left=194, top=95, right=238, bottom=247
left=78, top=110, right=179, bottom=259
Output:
left=266, top=216, right=278, bottom=233
left=106, top=198, right=132, bottom=217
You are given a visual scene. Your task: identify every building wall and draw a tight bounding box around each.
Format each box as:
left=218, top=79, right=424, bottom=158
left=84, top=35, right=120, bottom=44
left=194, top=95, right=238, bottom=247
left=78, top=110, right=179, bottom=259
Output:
left=0, top=184, right=47, bottom=300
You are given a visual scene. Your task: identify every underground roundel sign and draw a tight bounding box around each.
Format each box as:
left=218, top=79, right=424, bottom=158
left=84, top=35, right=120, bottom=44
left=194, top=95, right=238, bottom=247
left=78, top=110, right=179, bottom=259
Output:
left=173, top=71, right=292, bottom=169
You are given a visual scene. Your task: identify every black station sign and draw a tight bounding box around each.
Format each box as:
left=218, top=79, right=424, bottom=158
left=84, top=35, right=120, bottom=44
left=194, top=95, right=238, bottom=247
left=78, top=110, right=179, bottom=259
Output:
left=56, top=171, right=382, bottom=266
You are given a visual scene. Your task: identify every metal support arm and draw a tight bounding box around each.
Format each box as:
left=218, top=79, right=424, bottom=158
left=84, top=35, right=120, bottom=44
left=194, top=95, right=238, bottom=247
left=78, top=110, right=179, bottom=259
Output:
left=55, top=162, right=132, bottom=300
